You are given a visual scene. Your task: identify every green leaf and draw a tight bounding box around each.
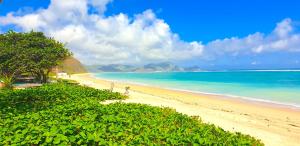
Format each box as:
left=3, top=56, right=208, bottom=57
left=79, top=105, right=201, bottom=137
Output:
left=80, top=132, right=86, bottom=139
left=69, top=135, right=76, bottom=142
left=53, top=136, right=61, bottom=144
left=87, top=133, right=94, bottom=141
left=45, top=137, right=53, bottom=143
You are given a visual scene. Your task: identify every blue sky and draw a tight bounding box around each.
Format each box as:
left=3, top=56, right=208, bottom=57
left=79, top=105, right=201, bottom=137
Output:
left=1, top=0, right=300, bottom=69
left=105, top=0, right=300, bottom=42
left=2, top=0, right=300, bottom=42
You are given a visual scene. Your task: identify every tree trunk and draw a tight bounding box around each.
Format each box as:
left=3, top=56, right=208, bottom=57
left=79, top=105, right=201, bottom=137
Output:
left=40, top=70, right=50, bottom=83
left=39, top=74, right=43, bottom=83
left=35, top=74, right=41, bottom=83
left=42, top=74, right=47, bottom=83
left=37, top=70, right=45, bottom=83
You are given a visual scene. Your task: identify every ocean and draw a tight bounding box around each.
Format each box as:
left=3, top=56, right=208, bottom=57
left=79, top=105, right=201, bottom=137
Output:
left=94, top=71, right=300, bottom=108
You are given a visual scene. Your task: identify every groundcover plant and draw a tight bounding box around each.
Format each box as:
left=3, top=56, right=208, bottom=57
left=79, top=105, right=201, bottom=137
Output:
left=0, top=82, right=263, bottom=145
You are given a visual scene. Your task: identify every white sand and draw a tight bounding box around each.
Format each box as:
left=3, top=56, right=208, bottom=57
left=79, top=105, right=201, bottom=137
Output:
left=65, top=73, right=300, bottom=146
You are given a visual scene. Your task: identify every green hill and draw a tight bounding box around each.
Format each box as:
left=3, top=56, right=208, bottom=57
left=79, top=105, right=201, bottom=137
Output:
left=58, top=57, right=87, bottom=74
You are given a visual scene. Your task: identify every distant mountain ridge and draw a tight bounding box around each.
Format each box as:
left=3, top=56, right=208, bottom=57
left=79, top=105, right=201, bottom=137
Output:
left=86, top=62, right=203, bottom=72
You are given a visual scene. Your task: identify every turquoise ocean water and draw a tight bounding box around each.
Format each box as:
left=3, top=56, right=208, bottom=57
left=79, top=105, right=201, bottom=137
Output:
left=94, top=71, right=300, bottom=108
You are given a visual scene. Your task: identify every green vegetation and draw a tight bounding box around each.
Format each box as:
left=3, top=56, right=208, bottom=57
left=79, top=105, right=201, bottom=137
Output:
left=58, top=57, right=87, bottom=74
left=0, top=30, right=71, bottom=85
left=0, top=82, right=263, bottom=145
left=0, top=75, right=13, bottom=90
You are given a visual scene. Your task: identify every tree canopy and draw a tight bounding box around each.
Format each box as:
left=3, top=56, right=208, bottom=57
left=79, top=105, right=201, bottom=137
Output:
left=0, top=30, right=71, bottom=85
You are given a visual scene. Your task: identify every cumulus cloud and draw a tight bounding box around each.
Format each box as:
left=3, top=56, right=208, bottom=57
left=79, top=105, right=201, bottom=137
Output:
left=0, top=0, right=300, bottom=67
left=0, top=0, right=203, bottom=65
left=203, top=18, right=300, bottom=58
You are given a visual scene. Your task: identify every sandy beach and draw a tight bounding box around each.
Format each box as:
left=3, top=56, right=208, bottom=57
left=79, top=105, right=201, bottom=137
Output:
left=66, top=73, right=300, bottom=146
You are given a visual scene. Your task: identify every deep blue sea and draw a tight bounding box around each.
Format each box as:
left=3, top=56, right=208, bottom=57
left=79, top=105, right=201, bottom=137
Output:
left=94, top=71, right=300, bottom=108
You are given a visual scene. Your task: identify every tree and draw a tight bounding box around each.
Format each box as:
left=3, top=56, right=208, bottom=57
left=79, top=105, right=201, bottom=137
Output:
left=22, top=31, right=72, bottom=83
left=0, top=30, right=71, bottom=84
left=0, top=31, right=27, bottom=88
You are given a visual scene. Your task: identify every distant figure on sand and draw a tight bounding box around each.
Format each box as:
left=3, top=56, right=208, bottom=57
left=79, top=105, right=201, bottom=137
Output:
left=110, top=82, right=114, bottom=92
left=124, top=86, right=130, bottom=95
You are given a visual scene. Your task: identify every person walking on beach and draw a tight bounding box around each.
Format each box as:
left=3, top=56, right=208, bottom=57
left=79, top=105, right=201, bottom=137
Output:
left=110, top=82, right=115, bottom=92
left=124, top=86, right=130, bottom=95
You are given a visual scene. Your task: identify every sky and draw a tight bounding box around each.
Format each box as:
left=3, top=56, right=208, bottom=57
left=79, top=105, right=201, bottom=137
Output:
left=1, top=0, right=300, bottom=69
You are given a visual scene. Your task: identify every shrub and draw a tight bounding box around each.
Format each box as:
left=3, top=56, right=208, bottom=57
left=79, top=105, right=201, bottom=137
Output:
left=0, top=83, right=263, bottom=145
left=0, top=75, right=14, bottom=90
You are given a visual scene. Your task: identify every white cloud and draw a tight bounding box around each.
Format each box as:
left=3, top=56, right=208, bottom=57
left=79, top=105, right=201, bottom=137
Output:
left=0, top=13, right=46, bottom=31
left=203, top=18, right=300, bottom=57
left=273, top=18, right=293, bottom=38
left=251, top=61, right=259, bottom=65
left=0, top=0, right=299, bottom=66
left=0, top=0, right=203, bottom=65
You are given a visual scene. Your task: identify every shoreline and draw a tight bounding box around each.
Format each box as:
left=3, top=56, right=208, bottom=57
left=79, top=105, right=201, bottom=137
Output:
left=92, top=74, right=300, bottom=110
left=67, top=73, right=300, bottom=146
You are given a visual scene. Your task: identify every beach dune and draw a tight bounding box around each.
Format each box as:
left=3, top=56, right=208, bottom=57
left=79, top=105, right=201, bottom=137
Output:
left=66, top=73, right=300, bottom=146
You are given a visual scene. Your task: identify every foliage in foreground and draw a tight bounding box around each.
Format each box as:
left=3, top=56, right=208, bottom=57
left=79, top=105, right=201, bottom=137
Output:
left=0, top=83, right=263, bottom=145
